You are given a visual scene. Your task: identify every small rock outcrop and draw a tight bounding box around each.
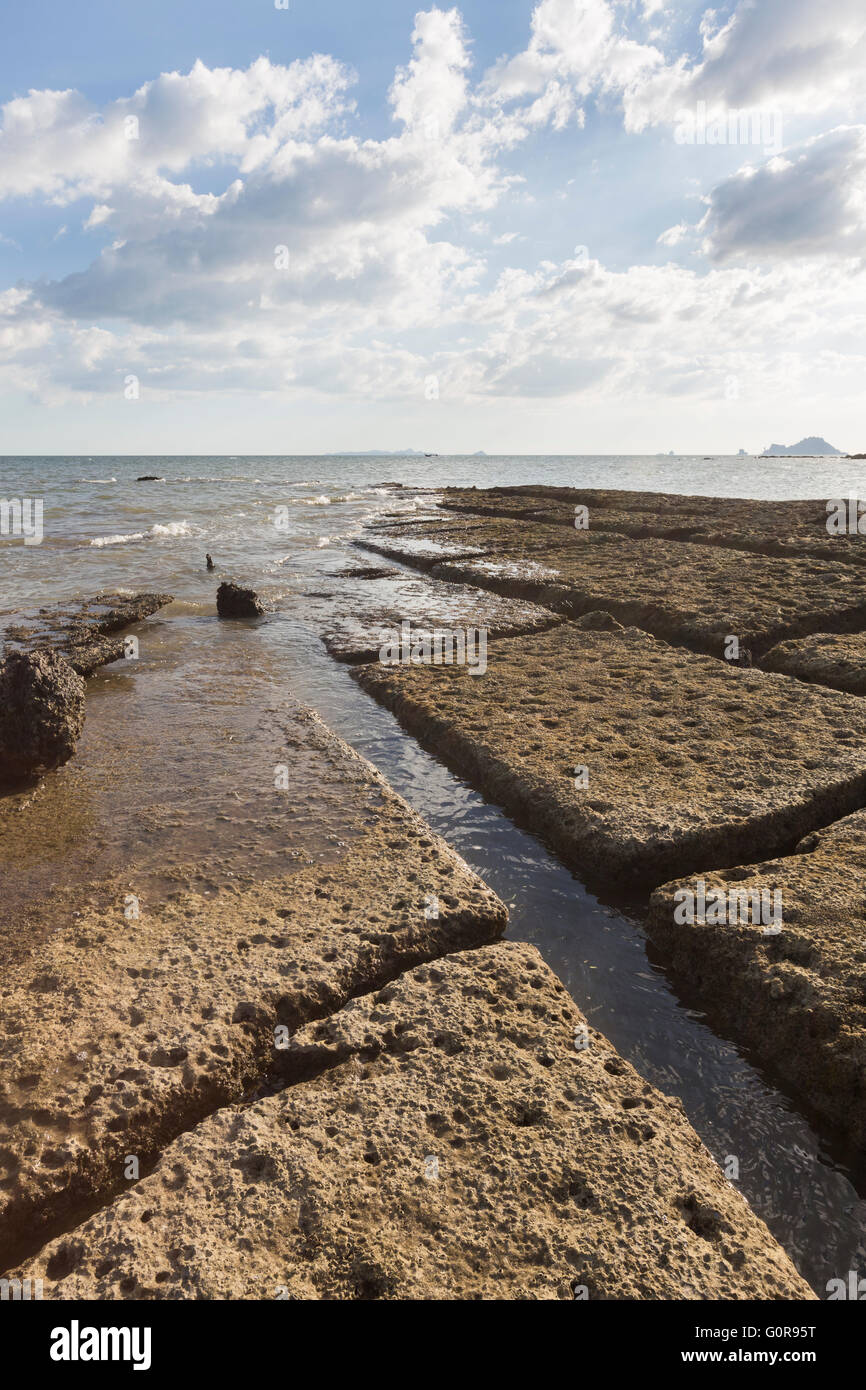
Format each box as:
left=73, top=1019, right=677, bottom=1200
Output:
left=216, top=582, right=264, bottom=618
left=2, top=593, right=173, bottom=677
left=0, top=650, right=86, bottom=784
left=573, top=610, right=624, bottom=631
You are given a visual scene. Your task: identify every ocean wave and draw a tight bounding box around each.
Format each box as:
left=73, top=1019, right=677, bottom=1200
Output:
left=89, top=532, right=145, bottom=547
left=89, top=520, right=195, bottom=547
left=77, top=477, right=117, bottom=484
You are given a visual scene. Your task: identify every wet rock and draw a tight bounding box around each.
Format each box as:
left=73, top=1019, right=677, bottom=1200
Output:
left=319, top=570, right=562, bottom=664
left=135, top=475, right=163, bottom=482
left=216, top=582, right=265, bottom=618
left=1, top=593, right=173, bottom=677
left=61, top=636, right=126, bottom=676
left=0, top=650, right=85, bottom=784
left=11, top=943, right=812, bottom=1300
left=647, top=808, right=866, bottom=1147
left=206, top=554, right=215, bottom=571
left=355, top=621, right=866, bottom=886
left=329, top=565, right=400, bottom=580
left=358, top=535, right=489, bottom=570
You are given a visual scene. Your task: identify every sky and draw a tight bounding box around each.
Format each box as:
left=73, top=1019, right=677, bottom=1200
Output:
left=1, top=0, right=865, bottom=455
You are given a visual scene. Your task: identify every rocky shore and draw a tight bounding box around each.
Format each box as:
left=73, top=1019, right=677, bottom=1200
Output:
left=350, top=486, right=866, bottom=1166
left=4, top=484, right=865, bottom=1300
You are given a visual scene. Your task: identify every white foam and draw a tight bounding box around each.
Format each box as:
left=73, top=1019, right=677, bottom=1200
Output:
left=89, top=519, right=194, bottom=547
left=89, top=532, right=145, bottom=547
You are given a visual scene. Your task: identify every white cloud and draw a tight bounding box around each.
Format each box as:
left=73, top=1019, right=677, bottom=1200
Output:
left=484, top=0, right=866, bottom=138
left=1, top=0, right=866, bottom=432
left=0, top=56, right=355, bottom=202
left=699, top=126, right=866, bottom=262
left=657, top=222, right=688, bottom=247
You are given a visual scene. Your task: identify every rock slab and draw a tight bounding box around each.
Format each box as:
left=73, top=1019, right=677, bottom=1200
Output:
left=0, top=708, right=505, bottom=1267
left=354, top=620, right=866, bottom=885
left=10, top=943, right=812, bottom=1300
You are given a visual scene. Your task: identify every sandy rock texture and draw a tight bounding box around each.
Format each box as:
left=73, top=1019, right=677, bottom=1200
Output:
left=0, top=650, right=86, bottom=784
left=1, top=592, right=173, bottom=676
left=0, top=709, right=505, bottom=1269
left=761, top=630, right=866, bottom=693
left=354, top=620, right=866, bottom=886
left=440, top=487, right=866, bottom=569
left=10, top=943, right=812, bottom=1301
left=647, top=810, right=866, bottom=1148
left=358, top=513, right=613, bottom=562
left=428, top=537, right=866, bottom=659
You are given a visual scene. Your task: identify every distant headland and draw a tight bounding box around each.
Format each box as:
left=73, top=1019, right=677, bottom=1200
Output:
left=761, top=437, right=843, bottom=457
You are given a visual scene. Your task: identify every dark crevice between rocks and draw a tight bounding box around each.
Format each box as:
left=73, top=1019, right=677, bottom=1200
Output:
left=0, top=908, right=502, bottom=1280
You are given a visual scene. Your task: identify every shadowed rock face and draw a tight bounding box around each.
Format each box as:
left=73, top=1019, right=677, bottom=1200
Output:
left=762, top=630, right=866, bottom=694
left=216, top=582, right=264, bottom=618
left=648, top=810, right=866, bottom=1149
left=354, top=621, right=866, bottom=886
left=0, top=650, right=85, bottom=785
left=9, top=943, right=812, bottom=1301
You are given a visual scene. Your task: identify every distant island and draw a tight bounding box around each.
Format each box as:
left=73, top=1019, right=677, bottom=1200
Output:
left=334, top=449, right=488, bottom=457
left=761, top=437, right=843, bottom=457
